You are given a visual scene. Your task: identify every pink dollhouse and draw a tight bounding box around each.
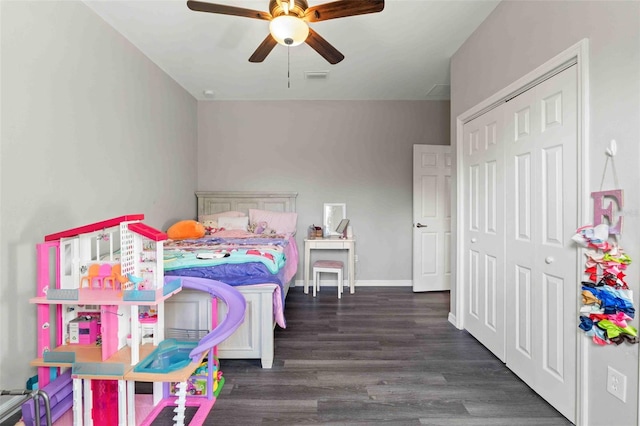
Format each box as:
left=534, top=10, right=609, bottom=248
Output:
left=25, top=215, right=243, bottom=426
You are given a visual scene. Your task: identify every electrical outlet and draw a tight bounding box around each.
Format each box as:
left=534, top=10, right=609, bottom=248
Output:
left=607, top=366, right=627, bottom=402
left=354, top=255, right=359, bottom=262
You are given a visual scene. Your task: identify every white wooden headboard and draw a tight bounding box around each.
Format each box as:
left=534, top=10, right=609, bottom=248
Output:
left=196, top=191, right=298, bottom=217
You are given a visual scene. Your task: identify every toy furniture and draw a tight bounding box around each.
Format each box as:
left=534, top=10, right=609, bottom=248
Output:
left=304, top=236, right=356, bottom=295
left=68, top=316, right=99, bottom=345
left=80, top=263, right=112, bottom=289
left=26, top=215, right=246, bottom=426
left=312, top=260, right=344, bottom=298
left=104, top=263, right=127, bottom=290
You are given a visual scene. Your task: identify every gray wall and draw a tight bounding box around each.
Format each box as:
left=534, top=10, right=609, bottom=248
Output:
left=450, top=1, right=640, bottom=424
left=197, top=100, right=450, bottom=284
left=0, top=1, right=197, bottom=388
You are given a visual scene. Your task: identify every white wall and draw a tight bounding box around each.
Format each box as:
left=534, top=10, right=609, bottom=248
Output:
left=0, top=1, right=197, bottom=388
left=450, top=1, right=640, bottom=425
left=197, top=100, right=450, bottom=284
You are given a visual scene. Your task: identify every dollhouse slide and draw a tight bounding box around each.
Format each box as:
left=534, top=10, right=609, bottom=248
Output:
left=136, top=277, right=246, bottom=372
left=177, top=277, right=247, bottom=362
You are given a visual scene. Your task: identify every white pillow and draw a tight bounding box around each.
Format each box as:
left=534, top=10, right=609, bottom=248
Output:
left=249, top=209, right=298, bottom=235
left=198, top=211, right=246, bottom=223
left=218, top=216, right=249, bottom=231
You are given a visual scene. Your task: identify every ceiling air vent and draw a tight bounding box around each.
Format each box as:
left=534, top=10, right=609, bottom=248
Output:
left=304, top=71, right=329, bottom=80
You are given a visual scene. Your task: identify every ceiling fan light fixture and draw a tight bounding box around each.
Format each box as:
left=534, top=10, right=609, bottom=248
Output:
left=269, top=15, right=309, bottom=46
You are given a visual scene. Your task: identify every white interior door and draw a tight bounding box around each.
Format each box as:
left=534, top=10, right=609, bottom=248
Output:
left=461, top=108, right=506, bottom=361
left=412, top=144, right=451, bottom=292
left=504, top=65, right=577, bottom=422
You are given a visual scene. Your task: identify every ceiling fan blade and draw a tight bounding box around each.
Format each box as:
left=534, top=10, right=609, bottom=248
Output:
left=249, top=34, right=278, bottom=63
left=305, top=28, right=344, bottom=64
left=187, top=1, right=272, bottom=20
left=304, top=0, right=384, bottom=22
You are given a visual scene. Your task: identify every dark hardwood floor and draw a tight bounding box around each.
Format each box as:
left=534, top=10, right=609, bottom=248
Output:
left=196, top=286, right=572, bottom=425
left=2, top=286, right=572, bottom=425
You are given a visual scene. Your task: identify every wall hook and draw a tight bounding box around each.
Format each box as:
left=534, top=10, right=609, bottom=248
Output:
left=606, top=139, right=617, bottom=157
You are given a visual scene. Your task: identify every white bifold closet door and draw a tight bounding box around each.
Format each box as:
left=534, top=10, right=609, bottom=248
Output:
left=503, top=65, right=578, bottom=421
left=462, top=65, right=578, bottom=423
left=462, top=107, right=506, bottom=362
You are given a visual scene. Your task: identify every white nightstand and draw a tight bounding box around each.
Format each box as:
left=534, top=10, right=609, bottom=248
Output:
left=303, top=237, right=355, bottom=295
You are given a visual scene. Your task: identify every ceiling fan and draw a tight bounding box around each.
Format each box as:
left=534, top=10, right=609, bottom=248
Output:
left=186, top=0, right=385, bottom=64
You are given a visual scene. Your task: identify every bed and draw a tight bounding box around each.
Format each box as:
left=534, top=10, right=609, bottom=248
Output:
left=163, top=191, right=298, bottom=369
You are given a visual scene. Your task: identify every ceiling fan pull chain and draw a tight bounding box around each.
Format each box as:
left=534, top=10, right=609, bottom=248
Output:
left=288, top=46, right=291, bottom=89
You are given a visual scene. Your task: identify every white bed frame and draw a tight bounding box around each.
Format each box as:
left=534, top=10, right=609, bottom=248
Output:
left=165, top=191, right=298, bottom=368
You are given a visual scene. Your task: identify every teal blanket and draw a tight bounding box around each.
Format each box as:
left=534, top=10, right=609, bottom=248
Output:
left=164, top=248, right=285, bottom=274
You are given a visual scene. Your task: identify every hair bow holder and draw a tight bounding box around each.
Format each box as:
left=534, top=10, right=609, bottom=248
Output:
left=573, top=139, right=637, bottom=346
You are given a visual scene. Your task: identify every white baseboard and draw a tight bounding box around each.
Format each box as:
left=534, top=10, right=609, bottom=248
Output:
left=448, top=312, right=462, bottom=330
left=293, top=279, right=412, bottom=288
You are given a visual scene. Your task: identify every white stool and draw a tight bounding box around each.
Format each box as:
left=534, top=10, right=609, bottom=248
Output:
left=313, top=260, right=344, bottom=299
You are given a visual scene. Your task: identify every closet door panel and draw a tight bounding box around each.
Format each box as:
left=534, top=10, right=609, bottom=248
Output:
left=462, top=109, right=506, bottom=361
left=514, top=264, right=532, bottom=360
left=468, top=249, right=479, bottom=318
left=506, top=85, right=541, bottom=388
left=504, top=65, right=577, bottom=422
left=542, top=273, right=565, bottom=380
left=543, top=145, right=564, bottom=243
left=535, top=66, right=577, bottom=420
left=484, top=254, right=498, bottom=330
left=515, top=153, right=532, bottom=240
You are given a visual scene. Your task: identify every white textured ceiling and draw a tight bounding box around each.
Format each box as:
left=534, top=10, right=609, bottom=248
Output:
left=83, top=0, right=499, bottom=101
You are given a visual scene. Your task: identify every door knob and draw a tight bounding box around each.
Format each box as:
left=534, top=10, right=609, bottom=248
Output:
left=545, top=256, right=554, bottom=264
left=416, top=223, right=428, bottom=228
left=471, top=238, right=477, bottom=243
